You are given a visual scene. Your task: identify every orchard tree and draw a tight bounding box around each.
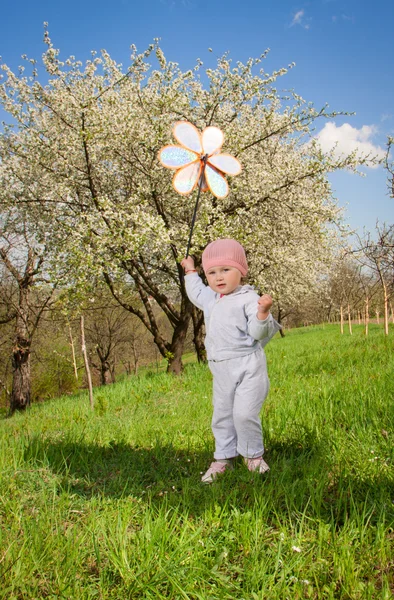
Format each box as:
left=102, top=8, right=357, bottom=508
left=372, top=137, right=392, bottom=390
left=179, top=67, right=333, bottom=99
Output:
left=82, top=288, right=146, bottom=385
left=327, top=256, right=364, bottom=334
left=355, top=224, right=394, bottom=336
left=0, top=32, right=374, bottom=374
left=118, top=315, right=155, bottom=376
left=353, top=260, right=379, bottom=336
left=0, top=214, right=57, bottom=412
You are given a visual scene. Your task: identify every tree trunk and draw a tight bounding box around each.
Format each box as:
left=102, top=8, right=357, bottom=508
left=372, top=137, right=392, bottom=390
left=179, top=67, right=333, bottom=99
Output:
left=340, top=305, right=344, bottom=334
left=10, top=287, right=31, bottom=413
left=96, top=347, right=112, bottom=385
left=94, top=346, right=115, bottom=385
left=10, top=335, right=31, bottom=413
left=100, top=361, right=112, bottom=386
left=276, top=305, right=285, bottom=337
left=133, top=358, right=139, bottom=376
left=167, top=300, right=192, bottom=375
left=191, top=306, right=206, bottom=363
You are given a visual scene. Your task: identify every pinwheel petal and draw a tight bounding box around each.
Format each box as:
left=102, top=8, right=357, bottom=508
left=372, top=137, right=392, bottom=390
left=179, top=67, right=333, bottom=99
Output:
left=159, top=146, right=198, bottom=169
left=208, top=154, right=242, bottom=176
left=205, top=164, right=228, bottom=199
left=202, top=126, right=224, bottom=156
left=173, top=161, right=201, bottom=195
left=173, top=122, right=202, bottom=153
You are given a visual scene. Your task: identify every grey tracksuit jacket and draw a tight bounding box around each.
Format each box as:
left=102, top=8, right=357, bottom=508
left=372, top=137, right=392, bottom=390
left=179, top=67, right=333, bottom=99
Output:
left=185, top=273, right=281, bottom=459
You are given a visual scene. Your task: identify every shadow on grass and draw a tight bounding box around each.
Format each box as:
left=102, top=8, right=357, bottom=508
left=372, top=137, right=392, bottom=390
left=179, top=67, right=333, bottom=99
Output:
left=24, top=436, right=205, bottom=494
left=23, top=435, right=316, bottom=513
left=23, top=435, right=394, bottom=525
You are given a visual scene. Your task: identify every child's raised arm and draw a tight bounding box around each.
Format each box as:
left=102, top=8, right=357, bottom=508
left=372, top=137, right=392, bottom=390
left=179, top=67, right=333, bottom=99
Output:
left=181, top=257, right=197, bottom=274
left=181, top=257, right=214, bottom=311
left=246, top=294, right=281, bottom=344
left=257, top=294, right=273, bottom=321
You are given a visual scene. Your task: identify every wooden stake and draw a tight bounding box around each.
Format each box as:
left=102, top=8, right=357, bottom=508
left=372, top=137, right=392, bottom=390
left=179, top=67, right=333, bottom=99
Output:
left=80, top=315, right=94, bottom=409
left=68, top=322, right=78, bottom=381
left=365, top=296, right=369, bottom=337
left=383, top=283, right=389, bottom=336
left=347, top=304, right=352, bottom=335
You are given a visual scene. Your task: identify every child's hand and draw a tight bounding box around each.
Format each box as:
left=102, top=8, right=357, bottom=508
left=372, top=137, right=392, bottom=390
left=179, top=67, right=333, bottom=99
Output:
left=257, top=294, right=272, bottom=320
left=181, top=257, right=196, bottom=274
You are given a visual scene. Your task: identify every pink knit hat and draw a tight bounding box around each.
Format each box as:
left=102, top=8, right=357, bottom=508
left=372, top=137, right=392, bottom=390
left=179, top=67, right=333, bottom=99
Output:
left=202, top=239, right=248, bottom=276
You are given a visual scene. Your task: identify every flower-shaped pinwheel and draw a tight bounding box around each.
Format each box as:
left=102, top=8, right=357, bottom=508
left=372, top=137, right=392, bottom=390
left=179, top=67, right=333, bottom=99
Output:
left=158, top=121, right=241, bottom=199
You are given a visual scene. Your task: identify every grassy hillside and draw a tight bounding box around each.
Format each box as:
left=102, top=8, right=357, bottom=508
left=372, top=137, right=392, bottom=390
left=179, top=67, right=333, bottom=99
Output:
left=1, top=324, right=393, bottom=599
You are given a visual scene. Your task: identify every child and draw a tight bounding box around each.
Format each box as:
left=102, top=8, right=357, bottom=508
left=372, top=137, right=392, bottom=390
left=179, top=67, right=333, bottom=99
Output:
left=181, top=239, right=281, bottom=483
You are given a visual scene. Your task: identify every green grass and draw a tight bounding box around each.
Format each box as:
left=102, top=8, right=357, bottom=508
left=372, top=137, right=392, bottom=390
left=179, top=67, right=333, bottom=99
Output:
left=0, top=323, right=393, bottom=599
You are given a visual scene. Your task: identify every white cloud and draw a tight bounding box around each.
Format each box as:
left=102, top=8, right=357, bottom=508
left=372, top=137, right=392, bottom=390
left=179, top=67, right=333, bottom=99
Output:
left=314, top=123, right=386, bottom=167
left=290, top=9, right=311, bottom=29
left=332, top=13, right=354, bottom=24
left=291, top=10, right=304, bottom=26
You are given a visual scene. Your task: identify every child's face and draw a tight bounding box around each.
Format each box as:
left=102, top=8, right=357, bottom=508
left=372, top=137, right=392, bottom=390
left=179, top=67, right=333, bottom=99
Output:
left=206, top=265, right=242, bottom=295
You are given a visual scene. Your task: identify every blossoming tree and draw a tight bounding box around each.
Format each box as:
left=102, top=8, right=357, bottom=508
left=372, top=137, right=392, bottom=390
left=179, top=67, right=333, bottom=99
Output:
left=0, top=32, right=369, bottom=375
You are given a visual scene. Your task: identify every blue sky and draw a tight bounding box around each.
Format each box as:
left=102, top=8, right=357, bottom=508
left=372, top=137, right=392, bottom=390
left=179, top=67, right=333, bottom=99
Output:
left=1, top=0, right=393, bottom=234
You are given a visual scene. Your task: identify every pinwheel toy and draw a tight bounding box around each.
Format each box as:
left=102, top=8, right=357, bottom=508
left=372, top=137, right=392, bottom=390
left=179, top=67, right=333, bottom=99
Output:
left=158, top=121, right=242, bottom=257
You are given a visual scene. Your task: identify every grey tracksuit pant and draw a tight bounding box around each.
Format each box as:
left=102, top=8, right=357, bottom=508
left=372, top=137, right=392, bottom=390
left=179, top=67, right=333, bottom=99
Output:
left=209, top=348, right=270, bottom=459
